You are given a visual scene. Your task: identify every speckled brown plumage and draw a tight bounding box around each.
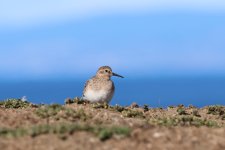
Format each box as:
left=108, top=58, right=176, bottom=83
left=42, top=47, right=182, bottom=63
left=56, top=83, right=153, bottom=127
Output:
left=82, top=66, right=123, bottom=103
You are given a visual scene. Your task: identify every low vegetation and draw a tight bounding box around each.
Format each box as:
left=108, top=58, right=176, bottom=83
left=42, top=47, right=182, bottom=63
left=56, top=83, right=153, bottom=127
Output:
left=149, top=116, right=219, bottom=127
left=0, top=123, right=131, bottom=141
left=0, top=98, right=224, bottom=144
left=207, top=105, right=225, bottom=116
left=35, top=104, right=89, bottom=121
left=0, top=98, right=31, bottom=109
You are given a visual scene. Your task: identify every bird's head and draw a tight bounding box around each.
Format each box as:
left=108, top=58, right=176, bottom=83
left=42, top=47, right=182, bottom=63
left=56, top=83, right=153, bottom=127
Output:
left=96, top=66, right=124, bottom=79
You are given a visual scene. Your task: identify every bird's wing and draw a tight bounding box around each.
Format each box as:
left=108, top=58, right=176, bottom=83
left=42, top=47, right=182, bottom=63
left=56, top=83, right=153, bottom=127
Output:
left=82, top=79, right=91, bottom=97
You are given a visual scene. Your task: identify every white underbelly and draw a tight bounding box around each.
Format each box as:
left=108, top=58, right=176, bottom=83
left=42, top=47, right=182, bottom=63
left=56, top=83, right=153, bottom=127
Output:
left=83, top=90, right=113, bottom=103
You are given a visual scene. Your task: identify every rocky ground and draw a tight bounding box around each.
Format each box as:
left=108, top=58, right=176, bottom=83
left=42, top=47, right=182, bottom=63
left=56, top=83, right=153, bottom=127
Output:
left=0, top=98, right=225, bottom=150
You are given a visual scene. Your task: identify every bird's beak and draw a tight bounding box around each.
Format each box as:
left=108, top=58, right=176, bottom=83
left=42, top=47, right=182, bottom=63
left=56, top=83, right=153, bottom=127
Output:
left=112, top=72, right=124, bottom=78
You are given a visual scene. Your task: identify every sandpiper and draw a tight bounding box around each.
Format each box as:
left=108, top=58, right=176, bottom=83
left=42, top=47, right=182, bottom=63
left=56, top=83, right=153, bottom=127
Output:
left=82, top=66, right=124, bottom=103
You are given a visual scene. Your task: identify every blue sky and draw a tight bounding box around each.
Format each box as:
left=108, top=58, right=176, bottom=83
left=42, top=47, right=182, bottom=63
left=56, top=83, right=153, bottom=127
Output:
left=1, top=0, right=225, bottom=80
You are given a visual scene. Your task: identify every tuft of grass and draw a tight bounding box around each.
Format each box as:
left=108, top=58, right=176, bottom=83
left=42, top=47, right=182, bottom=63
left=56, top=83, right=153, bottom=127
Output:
left=35, top=104, right=64, bottom=118
left=61, top=108, right=89, bottom=121
left=111, top=105, right=125, bottom=112
left=35, top=104, right=90, bottom=121
left=91, top=103, right=146, bottom=119
left=92, top=102, right=109, bottom=109
left=207, top=105, right=225, bottom=116
left=0, top=128, right=27, bottom=138
left=74, top=97, right=90, bottom=105
left=143, top=104, right=149, bottom=112
left=122, top=109, right=144, bottom=118
left=149, top=116, right=219, bottom=127
left=177, top=108, right=189, bottom=115
left=98, top=126, right=130, bottom=141
left=0, top=123, right=131, bottom=141
left=64, top=98, right=74, bottom=104
left=65, top=97, right=90, bottom=105
left=91, top=103, right=144, bottom=118
left=0, top=99, right=31, bottom=109
left=168, top=105, right=175, bottom=109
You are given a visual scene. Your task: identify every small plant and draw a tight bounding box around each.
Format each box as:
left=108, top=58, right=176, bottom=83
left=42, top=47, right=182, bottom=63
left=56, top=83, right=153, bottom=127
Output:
left=0, top=123, right=131, bottom=141
left=204, top=120, right=219, bottom=127
left=0, top=99, right=31, bottom=109
left=73, top=97, right=89, bottom=104
left=111, top=105, right=125, bottom=112
left=168, top=105, right=175, bottom=109
left=177, top=108, right=188, bottom=115
left=179, top=116, right=196, bottom=126
left=149, top=116, right=219, bottom=127
left=65, top=98, right=74, bottom=104
left=65, top=97, right=89, bottom=105
left=0, top=127, right=27, bottom=138
left=35, top=104, right=64, bottom=118
left=98, top=126, right=130, bottom=141
left=207, top=105, right=225, bottom=115
left=62, top=108, right=89, bottom=121
left=35, top=104, right=90, bottom=121
left=92, top=102, right=109, bottom=109
left=122, top=109, right=144, bottom=118
left=143, top=104, right=149, bottom=112
left=151, top=117, right=177, bottom=126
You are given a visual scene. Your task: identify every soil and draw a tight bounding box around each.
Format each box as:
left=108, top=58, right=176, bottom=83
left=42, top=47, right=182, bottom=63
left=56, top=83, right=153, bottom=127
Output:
left=0, top=99, right=225, bottom=150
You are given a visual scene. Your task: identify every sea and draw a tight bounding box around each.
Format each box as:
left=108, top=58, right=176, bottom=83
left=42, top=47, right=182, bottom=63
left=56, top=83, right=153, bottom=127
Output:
left=0, top=77, right=225, bottom=108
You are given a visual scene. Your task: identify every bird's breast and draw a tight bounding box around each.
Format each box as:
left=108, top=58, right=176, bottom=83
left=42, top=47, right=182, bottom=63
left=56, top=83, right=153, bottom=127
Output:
left=83, top=89, right=114, bottom=103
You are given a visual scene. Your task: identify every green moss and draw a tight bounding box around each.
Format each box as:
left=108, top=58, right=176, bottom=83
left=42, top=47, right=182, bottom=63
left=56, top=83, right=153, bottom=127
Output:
left=153, top=117, right=177, bottom=126
left=62, top=108, right=89, bottom=121
left=98, top=126, right=130, bottom=141
left=98, top=129, right=113, bottom=141
left=0, top=99, right=31, bottom=109
left=149, top=116, right=219, bottom=127
left=0, top=123, right=131, bottom=141
left=35, top=104, right=64, bottom=118
left=0, top=128, right=27, bottom=138
left=122, top=109, right=144, bottom=118
left=35, top=104, right=90, bottom=121
left=204, top=120, right=219, bottom=127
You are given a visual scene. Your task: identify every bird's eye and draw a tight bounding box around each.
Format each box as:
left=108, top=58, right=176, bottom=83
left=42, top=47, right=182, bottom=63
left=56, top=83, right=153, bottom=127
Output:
left=105, top=70, right=108, bottom=72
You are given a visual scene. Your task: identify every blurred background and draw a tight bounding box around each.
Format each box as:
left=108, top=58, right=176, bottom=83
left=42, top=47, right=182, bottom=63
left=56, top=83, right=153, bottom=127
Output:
left=0, top=0, right=225, bottom=107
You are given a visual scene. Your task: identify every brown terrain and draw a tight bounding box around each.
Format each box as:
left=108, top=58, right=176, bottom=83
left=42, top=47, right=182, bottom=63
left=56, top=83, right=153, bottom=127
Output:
left=0, top=98, right=225, bottom=150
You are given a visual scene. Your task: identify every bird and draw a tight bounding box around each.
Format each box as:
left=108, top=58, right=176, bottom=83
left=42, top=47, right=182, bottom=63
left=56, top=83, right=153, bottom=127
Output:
left=82, top=66, right=124, bottom=103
